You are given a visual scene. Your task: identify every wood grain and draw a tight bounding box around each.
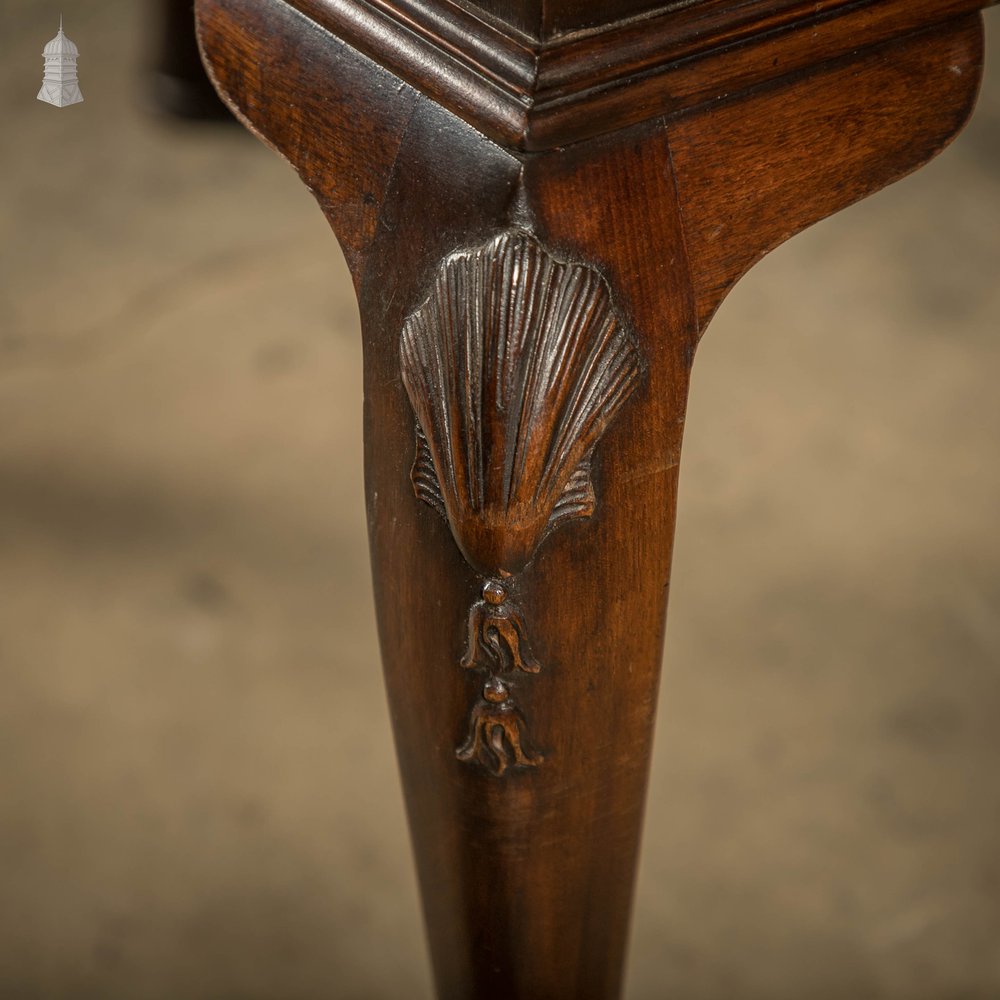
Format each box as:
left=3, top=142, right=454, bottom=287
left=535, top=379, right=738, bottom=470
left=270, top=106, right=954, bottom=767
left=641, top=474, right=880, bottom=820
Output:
left=271, top=0, right=989, bottom=148
left=195, top=0, right=992, bottom=994
left=671, top=15, right=985, bottom=330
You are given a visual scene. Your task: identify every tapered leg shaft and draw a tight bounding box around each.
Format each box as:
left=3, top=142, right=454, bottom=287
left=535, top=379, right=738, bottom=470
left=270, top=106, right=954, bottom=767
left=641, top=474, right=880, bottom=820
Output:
left=358, top=109, right=694, bottom=997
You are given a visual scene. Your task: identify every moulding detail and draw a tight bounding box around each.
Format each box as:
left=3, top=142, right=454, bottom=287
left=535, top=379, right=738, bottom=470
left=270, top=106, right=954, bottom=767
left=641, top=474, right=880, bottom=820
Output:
left=286, top=0, right=984, bottom=149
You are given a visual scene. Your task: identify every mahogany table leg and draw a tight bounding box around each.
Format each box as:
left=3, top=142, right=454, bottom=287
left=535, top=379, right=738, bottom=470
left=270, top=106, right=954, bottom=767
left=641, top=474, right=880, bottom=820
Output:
left=357, top=115, right=693, bottom=999
left=195, top=1, right=988, bottom=995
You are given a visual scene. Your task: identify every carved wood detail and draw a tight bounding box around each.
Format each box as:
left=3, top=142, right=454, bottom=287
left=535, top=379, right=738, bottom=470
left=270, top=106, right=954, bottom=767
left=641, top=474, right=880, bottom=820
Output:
left=399, top=230, right=643, bottom=775
left=196, top=0, right=993, bottom=990
left=286, top=0, right=988, bottom=148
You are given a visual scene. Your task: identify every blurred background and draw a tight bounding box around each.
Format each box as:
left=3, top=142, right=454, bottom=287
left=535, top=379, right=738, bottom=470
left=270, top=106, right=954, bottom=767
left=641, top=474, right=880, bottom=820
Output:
left=1, top=1, right=998, bottom=997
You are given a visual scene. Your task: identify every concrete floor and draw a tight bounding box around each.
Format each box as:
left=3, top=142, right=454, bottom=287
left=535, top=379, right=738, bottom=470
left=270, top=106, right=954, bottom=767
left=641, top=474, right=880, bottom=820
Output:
left=1, top=2, right=999, bottom=998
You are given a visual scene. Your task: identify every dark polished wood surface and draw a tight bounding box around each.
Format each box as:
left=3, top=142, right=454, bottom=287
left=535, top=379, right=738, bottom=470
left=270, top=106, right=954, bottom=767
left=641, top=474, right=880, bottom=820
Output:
left=275, top=0, right=989, bottom=148
left=458, top=0, right=678, bottom=37
left=195, top=1, right=993, bottom=996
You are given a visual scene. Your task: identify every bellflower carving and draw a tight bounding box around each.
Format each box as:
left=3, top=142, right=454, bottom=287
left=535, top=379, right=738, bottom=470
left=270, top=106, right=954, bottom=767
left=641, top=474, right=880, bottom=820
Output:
left=400, top=230, right=643, bottom=776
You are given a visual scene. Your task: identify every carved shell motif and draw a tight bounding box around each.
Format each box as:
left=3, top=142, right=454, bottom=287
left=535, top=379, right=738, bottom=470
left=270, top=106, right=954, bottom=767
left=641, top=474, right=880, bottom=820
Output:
left=399, top=230, right=643, bottom=776
left=400, top=230, right=642, bottom=577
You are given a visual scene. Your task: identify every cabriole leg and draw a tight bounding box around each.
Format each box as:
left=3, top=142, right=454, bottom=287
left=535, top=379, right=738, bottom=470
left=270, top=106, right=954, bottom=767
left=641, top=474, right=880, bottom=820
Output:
left=195, top=0, right=987, bottom=994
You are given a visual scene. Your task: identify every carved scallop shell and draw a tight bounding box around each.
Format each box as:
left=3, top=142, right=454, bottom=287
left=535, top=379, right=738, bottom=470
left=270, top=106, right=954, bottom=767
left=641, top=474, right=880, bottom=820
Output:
left=400, top=231, right=642, bottom=577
